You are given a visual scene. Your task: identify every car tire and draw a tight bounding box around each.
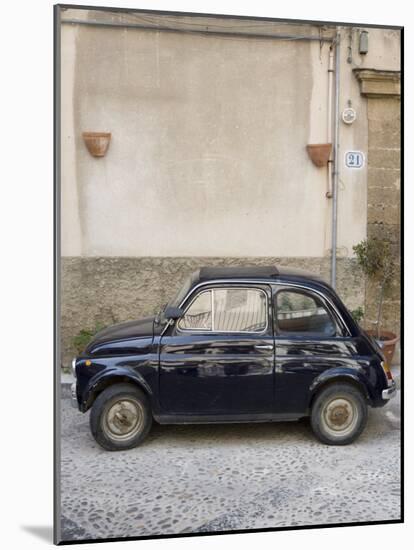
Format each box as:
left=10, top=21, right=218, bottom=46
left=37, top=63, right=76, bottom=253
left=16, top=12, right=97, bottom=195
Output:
left=90, top=383, right=152, bottom=451
left=310, top=383, right=368, bottom=445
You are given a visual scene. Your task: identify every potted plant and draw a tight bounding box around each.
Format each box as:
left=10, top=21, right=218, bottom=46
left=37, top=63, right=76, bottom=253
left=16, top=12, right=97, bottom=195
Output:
left=353, top=237, right=398, bottom=364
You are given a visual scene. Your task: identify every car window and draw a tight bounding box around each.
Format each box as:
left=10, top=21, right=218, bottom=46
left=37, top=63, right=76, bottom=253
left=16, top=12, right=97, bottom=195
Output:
left=275, top=290, right=337, bottom=336
left=178, top=287, right=267, bottom=333
left=178, top=290, right=212, bottom=331
left=214, top=288, right=267, bottom=332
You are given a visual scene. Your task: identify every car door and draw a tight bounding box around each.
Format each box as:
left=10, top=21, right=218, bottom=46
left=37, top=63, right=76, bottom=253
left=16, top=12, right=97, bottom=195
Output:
left=273, top=284, right=352, bottom=415
left=159, top=284, right=275, bottom=415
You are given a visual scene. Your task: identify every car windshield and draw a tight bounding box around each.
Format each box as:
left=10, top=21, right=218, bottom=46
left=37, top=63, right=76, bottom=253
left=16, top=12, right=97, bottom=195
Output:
left=166, top=272, right=197, bottom=309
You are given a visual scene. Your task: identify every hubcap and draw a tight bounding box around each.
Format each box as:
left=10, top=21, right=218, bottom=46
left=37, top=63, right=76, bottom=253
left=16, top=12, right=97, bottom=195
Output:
left=321, top=397, right=359, bottom=438
left=103, top=399, right=143, bottom=441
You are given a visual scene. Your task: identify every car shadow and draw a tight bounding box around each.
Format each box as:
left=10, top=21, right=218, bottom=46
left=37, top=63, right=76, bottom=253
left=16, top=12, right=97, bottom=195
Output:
left=145, top=417, right=313, bottom=446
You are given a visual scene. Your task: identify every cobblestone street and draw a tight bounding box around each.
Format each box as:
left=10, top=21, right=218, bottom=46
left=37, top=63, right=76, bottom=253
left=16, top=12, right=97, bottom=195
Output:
left=59, top=384, right=401, bottom=542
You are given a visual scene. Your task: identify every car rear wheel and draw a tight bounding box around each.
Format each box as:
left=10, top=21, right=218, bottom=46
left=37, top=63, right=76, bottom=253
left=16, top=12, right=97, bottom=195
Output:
left=90, top=383, right=152, bottom=451
left=310, top=383, right=368, bottom=445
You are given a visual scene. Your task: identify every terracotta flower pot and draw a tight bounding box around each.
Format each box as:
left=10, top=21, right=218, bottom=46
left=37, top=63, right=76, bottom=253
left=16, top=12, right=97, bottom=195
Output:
left=366, top=329, right=399, bottom=365
left=82, top=132, right=111, bottom=157
left=306, top=143, right=332, bottom=167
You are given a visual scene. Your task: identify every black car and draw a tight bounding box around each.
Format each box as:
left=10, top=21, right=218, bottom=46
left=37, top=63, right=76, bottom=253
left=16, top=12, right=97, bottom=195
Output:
left=71, top=265, right=396, bottom=450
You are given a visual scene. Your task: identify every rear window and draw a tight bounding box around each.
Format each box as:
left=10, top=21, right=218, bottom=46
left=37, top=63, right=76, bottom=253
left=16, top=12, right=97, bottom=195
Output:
left=275, top=290, right=337, bottom=336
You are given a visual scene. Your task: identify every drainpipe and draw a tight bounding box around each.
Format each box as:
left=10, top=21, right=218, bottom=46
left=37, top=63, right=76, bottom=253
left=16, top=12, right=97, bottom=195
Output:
left=331, top=30, right=341, bottom=289
left=326, top=46, right=334, bottom=198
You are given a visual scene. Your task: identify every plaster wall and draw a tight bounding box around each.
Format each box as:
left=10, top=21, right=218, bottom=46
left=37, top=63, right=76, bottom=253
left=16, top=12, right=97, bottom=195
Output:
left=60, top=12, right=401, bottom=259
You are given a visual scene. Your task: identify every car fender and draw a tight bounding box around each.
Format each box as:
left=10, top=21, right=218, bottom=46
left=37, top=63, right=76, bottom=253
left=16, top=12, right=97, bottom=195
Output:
left=308, top=366, right=372, bottom=406
left=80, top=367, right=153, bottom=412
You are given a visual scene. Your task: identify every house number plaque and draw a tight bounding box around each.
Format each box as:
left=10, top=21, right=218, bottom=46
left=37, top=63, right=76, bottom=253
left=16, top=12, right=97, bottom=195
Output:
left=345, top=151, right=365, bottom=169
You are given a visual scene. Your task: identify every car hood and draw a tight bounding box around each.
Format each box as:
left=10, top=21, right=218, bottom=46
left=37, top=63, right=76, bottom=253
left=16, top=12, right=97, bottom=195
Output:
left=85, top=315, right=160, bottom=350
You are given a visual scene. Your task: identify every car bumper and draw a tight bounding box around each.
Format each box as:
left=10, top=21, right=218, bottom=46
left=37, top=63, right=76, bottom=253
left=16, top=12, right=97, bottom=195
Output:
left=382, top=381, right=397, bottom=400
left=70, top=382, right=78, bottom=408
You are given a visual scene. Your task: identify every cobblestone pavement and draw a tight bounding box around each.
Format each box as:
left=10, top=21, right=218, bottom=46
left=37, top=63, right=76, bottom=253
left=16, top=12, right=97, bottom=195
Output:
left=60, top=391, right=401, bottom=542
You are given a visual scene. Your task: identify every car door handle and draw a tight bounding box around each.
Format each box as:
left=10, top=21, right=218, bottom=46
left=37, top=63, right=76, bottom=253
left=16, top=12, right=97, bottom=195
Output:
left=254, top=344, right=274, bottom=350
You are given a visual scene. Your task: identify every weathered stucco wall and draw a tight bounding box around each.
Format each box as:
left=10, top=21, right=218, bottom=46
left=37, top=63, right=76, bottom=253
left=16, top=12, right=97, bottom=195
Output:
left=61, top=11, right=372, bottom=258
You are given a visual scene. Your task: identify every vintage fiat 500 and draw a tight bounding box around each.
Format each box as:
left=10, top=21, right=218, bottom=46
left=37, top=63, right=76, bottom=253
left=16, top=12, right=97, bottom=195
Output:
left=71, top=266, right=396, bottom=450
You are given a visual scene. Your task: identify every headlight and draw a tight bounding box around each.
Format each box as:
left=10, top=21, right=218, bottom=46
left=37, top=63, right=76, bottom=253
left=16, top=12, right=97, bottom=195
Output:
left=72, top=357, right=77, bottom=377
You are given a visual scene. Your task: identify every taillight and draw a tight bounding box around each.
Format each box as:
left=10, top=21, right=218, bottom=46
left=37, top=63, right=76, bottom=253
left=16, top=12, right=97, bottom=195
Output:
left=381, top=361, right=393, bottom=386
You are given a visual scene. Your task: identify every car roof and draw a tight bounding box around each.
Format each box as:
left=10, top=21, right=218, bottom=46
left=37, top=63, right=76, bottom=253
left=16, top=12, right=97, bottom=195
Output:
left=195, top=265, right=328, bottom=286
left=198, top=266, right=279, bottom=281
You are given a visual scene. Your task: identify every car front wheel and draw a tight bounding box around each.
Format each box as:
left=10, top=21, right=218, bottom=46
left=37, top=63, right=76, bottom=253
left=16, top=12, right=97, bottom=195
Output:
left=90, top=383, right=152, bottom=451
left=310, top=383, right=368, bottom=445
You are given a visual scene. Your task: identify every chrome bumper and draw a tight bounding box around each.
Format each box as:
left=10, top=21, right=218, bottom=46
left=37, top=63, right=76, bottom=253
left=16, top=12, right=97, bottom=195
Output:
left=70, top=382, right=78, bottom=408
left=382, top=381, right=397, bottom=400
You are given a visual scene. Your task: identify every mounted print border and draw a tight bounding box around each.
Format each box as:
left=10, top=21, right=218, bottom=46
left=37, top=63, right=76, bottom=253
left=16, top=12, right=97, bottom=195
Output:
left=54, top=4, right=403, bottom=544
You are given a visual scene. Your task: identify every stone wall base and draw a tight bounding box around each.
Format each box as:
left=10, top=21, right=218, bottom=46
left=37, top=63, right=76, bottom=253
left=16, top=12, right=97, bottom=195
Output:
left=60, top=256, right=365, bottom=368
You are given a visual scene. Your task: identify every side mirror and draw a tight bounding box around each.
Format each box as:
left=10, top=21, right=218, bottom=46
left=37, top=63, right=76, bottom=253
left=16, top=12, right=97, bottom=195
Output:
left=164, top=306, right=184, bottom=320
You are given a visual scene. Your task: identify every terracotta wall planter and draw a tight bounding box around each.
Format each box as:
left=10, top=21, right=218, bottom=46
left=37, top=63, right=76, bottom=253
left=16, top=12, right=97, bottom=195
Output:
left=366, top=329, right=399, bottom=365
left=306, top=143, right=332, bottom=167
left=82, top=132, right=111, bottom=157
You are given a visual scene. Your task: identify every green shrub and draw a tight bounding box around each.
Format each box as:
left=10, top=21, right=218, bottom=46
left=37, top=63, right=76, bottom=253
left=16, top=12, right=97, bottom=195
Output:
left=72, top=321, right=106, bottom=354
left=350, top=306, right=364, bottom=324
left=353, top=237, right=395, bottom=338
